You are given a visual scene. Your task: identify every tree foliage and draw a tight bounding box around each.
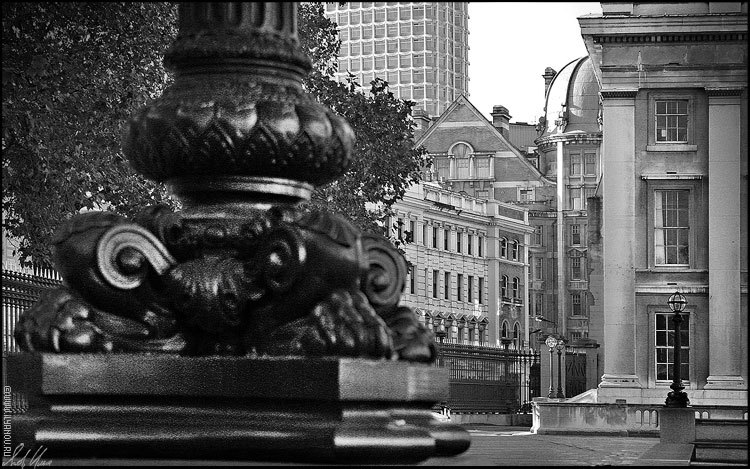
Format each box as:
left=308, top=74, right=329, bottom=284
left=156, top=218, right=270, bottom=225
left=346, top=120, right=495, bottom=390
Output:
left=2, top=2, right=426, bottom=267
left=2, top=2, right=177, bottom=266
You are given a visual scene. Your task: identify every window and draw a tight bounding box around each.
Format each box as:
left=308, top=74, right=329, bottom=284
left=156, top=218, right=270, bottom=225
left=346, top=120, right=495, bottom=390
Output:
left=656, top=100, right=688, bottom=143
left=534, top=257, right=543, bottom=280
left=570, top=153, right=581, bottom=175
left=432, top=270, right=438, bottom=298
left=444, top=229, right=449, bottom=250
left=457, top=274, right=463, bottom=301
left=500, top=275, right=508, bottom=299
left=408, top=220, right=415, bottom=242
left=570, top=224, right=581, bottom=245
left=467, top=275, right=473, bottom=303
left=584, top=152, right=597, bottom=175
left=375, top=40, right=386, bottom=54
left=501, top=321, right=508, bottom=339
left=422, top=223, right=428, bottom=245
left=432, top=226, right=438, bottom=248
left=375, top=9, right=385, bottom=22
left=456, top=232, right=462, bottom=253
left=512, top=277, right=520, bottom=298
left=387, top=55, right=398, bottom=69
left=534, top=293, right=543, bottom=316
left=478, top=236, right=483, bottom=257
left=410, top=268, right=415, bottom=294
left=533, top=226, right=543, bottom=245
left=569, top=187, right=583, bottom=210
left=571, top=292, right=582, bottom=316
left=478, top=277, right=483, bottom=304
left=511, top=240, right=519, bottom=261
left=570, top=257, right=582, bottom=280
left=444, top=271, right=450, bottom=299
left=374, top=56, right=385, bottom=70
left=513, top=323, right=521, bottom=348
left=519, top=188, right=533, bottom=203
left=654, top=190, right=689, bottom=265
left=500, top=238, right=507, bottom=258
left=655, top=313, right=690, bottom=381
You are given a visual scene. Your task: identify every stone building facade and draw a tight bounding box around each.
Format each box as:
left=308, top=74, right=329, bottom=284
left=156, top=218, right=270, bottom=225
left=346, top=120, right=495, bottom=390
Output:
left=389, top=181, right=533, bottom=348
left=580, top=1, right=748, bottom=406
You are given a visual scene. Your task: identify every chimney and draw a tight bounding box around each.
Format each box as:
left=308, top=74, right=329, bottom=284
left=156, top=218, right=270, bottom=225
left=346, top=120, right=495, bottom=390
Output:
left=543, top=67, right=557, bottom=98
left=412, top=109, right=432, bottom=140
left=490, top=105, right=511, bottom=138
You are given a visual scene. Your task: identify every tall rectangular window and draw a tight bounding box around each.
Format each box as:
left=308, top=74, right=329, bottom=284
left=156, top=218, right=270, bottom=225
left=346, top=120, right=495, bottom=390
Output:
left=467, top=234, right=473, bottom=255
left=432, top=226, right=438, bottom=248
left=584, top=152, right=597, bottom=175
left=654, top=190, right=689, bottom=265
left=478, top=236, right=483, bottom=257
left=410, top=268, right=415, bottom=294
left=457, top=274, right=463, bottom=301
left=534, top=293, right=543, bottom=316
left=570, top=224, right=581, bottom=245
left=570, top=257, right=582, bottom=280
left=571, top=292, right=581, bottom=315
left=533, top=226, right=543, bottom=245
left=478, top=277, right=483, bottom=304
left=444, top=271, right=450, bottom=299
left=655, top=313, right=690, bottom=381
left=534, top=257, right=543, bottom=280
left=467, top=275, right=473, bottom=303
left=432, top=270, right=438, bottom=298
left=656, top=100, right=688, bottom=143
left=456, top=232, right=462, bottom=253
left=570, top=153, right=581, bottom=175
left=444, top=229, right=449, bottom=250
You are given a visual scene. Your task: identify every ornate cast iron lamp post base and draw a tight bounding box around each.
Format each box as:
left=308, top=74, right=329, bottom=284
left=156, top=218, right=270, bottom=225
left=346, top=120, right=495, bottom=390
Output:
left=7, top=3, right=470, bottom=463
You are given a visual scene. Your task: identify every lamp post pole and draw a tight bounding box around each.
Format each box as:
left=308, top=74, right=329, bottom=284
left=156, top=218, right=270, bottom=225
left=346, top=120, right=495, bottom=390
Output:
left=665, top=291, right=689, bottom=407
left=545, top=335, right=558, bottom=398
left=556, top=340, right=566, bottom=399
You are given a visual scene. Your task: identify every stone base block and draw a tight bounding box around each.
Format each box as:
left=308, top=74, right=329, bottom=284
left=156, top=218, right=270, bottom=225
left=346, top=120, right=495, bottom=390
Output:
left=6, top=354, right=470, bottom=464
left=659, top=408, right=696, bottom=444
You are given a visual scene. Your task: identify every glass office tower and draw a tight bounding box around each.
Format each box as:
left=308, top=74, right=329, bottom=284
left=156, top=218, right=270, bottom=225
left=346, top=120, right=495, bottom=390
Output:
left=324, top=2, right=470, bottom=117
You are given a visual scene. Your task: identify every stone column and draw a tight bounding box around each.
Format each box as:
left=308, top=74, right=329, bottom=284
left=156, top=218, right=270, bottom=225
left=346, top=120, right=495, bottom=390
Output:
left=598, top=91, right=641, bottom=398
left=556, top=140, right=566, bottom=335
left=705, top=89, right=746, bottom=391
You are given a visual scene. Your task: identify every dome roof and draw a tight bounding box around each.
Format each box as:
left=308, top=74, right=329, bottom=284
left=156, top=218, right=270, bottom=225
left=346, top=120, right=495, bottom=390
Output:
left=541, top=56, right=600, bottom=136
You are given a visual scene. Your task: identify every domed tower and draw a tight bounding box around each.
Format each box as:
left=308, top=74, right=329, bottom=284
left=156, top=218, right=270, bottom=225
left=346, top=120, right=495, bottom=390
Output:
left=532, top=57, right=602, bottom=394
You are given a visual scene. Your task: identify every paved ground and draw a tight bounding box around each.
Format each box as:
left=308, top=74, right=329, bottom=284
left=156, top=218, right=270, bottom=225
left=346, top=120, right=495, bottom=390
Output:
left=421, top=425, right=660, bottom=466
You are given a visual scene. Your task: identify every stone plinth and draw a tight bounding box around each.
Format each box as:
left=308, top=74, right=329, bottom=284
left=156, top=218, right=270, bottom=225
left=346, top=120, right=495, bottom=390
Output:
left=659, top=407, right=696, bottom=444
left=7, top=354, right=470, bottom=463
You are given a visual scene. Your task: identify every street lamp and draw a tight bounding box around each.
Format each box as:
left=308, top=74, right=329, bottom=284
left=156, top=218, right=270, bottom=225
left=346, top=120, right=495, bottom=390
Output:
left=545, top=335, right=558, bottom=398
left=665, top=290, right=689, bottom=408
left=556, top=339, right=566, bottom=399
left=535, top=315, right=558, bottom=333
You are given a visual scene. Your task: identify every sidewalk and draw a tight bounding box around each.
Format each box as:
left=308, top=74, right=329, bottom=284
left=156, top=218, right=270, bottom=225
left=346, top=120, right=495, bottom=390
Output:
left=420, top=425, right=661, bottom=466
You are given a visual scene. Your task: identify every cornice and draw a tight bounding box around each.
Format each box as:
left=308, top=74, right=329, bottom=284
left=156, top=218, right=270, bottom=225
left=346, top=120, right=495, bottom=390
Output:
left=593, top=32, right=746, bottom=44
left=600, top=90, right=638, bottom=99
left=536, top=132, right=602, bottom=151
left=706, top=87, right=745, bottom=97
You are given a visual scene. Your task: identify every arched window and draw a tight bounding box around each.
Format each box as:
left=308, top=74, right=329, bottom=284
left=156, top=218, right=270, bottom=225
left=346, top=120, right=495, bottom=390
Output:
left=501, top=275, right=509, bottom=298
left=513, top=323, right=521, bottom=348
left=501, top=321, right=509, bottom=338
left=512, top=277, right=520, bottom=298
left=500, top=238, right=508, bottom=258
left=450, top=142, right=472, bottom=179
left=511, top=239, right=519, bottom=261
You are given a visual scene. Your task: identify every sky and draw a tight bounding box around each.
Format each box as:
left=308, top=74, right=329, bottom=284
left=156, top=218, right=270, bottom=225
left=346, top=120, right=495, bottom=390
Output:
left=467, top=2, right=602, bottom=124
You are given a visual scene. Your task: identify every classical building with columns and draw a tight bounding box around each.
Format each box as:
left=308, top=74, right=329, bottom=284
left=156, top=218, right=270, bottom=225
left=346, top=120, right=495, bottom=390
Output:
left=580, top=2, right=748, bottom=406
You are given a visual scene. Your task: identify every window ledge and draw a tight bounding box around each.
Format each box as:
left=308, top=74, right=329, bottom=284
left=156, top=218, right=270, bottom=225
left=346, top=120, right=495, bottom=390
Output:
left=646, top=144, right=697, bottom=152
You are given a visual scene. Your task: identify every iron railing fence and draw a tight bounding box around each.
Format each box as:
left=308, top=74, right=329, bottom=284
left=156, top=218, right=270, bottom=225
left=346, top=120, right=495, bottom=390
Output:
left=435, top=342, right=541, bottom=413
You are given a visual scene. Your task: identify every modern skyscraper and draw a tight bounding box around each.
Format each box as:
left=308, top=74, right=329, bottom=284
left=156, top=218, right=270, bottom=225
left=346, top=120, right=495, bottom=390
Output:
left=324, top=2, right=470, bottom=117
